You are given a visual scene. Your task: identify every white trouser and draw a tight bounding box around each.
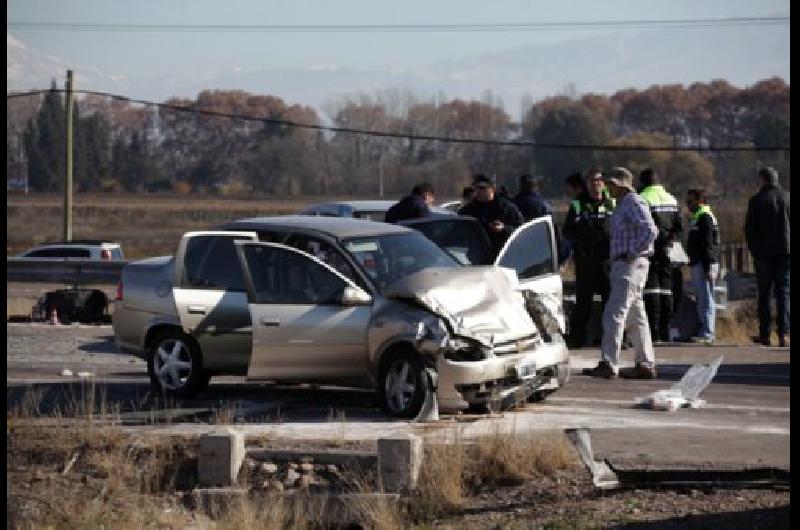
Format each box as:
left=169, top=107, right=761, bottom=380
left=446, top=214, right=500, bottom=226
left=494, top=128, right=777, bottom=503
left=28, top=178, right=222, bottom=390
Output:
left=600, top=256, right=656, bottom=372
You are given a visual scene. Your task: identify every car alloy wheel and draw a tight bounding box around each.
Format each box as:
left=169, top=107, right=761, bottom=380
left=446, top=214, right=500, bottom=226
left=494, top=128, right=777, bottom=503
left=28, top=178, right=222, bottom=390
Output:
left=378, top=351, right=428, bottom=418
left=153, top=338, right=194, bottom=391
left=385, top=358, right=417, bottom=413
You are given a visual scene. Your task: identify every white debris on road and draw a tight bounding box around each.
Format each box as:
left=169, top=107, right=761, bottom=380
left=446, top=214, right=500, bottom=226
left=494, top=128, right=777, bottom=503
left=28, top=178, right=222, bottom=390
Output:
left=636, top=356, right=723, bottom=411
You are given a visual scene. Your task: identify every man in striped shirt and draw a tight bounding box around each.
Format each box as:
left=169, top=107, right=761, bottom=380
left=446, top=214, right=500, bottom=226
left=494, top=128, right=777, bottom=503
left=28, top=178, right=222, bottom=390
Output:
left=584, top=167, right=659, bottom=379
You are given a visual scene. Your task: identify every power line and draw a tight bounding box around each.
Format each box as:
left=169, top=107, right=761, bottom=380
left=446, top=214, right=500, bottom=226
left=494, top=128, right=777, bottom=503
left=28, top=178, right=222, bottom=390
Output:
left=6, top=16, right=790, bottom=33
left=6, top=88, right=790, bottom=152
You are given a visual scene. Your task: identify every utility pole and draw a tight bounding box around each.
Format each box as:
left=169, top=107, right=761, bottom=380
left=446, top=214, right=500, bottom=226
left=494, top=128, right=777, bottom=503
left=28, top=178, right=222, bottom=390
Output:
left=63, top=69, right=73, bottom=241
left=378, top=149, right=384, bottom=198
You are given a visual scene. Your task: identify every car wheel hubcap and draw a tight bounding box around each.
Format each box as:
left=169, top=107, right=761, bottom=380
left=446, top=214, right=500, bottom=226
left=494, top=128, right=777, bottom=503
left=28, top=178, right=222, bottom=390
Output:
left=385, top=360, right=416, bottom=413
left=154, top=339, right=193, bottom=390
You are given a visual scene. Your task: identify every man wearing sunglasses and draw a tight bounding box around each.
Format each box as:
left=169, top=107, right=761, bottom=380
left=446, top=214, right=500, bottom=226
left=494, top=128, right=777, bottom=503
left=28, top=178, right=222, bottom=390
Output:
left=458, top=174, right=524, bottom=258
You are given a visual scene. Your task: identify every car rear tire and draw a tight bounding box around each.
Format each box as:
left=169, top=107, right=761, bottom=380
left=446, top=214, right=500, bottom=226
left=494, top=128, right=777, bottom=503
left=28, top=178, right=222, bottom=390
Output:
left=147, top=330, right=209, bottom=398
left=377, top=351, right=429, bottom=419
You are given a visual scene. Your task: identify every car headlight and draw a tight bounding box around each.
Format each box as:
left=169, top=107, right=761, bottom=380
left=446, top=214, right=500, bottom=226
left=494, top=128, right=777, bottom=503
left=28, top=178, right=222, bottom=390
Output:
left=444, top=337, right=489, bottom=362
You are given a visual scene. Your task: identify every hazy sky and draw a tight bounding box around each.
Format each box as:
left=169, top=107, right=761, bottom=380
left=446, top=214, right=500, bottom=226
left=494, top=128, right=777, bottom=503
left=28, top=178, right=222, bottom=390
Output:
left=7, top=0, right=790, bottom=117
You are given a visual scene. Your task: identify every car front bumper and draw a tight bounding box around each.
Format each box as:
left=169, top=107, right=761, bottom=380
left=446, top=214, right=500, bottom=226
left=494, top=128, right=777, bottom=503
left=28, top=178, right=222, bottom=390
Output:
left=435, top=336, right=569, bottom=411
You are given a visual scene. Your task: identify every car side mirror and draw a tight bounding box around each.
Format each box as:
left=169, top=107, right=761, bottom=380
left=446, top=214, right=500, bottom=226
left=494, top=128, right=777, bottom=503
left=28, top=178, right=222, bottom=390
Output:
left=341, top=285, right=372, bottom=306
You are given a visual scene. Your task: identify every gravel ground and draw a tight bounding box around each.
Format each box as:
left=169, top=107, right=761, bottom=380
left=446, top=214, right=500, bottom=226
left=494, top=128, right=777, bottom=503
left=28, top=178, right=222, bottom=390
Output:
left=431, top=474, right=789, bottom=529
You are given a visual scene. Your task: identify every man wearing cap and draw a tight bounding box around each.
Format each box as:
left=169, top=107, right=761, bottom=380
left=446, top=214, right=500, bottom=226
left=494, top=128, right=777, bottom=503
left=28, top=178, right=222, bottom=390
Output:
left=745, top=167, right=790, bottom=347
left=458, top=174, right=524, bottom=258
left=385, top=182, right=436, bottom=223
left=638, top=168, right=683, bottom=343
left=563, top=169, right=615, bottom=349
left=584, top=167, right=658, bottom=379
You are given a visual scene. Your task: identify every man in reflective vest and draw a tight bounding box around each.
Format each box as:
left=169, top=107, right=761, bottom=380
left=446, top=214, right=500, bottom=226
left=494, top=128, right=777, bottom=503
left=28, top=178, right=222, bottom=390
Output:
left=563, top=169, right=615, bottom=348
left=638, top=168, right=683, bottom=343
left=686, top=188, right=720, bottom=344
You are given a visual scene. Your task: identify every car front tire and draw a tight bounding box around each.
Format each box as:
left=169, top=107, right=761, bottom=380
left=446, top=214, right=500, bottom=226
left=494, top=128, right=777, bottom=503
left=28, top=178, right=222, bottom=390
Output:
left=377, top=351, right=429, bottom=419
left=147, top=330, right=209, bottom=398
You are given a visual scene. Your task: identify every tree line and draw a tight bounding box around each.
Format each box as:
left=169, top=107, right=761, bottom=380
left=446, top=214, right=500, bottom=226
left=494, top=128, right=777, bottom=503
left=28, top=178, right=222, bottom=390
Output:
left=6, top=77, right=789, bottom=199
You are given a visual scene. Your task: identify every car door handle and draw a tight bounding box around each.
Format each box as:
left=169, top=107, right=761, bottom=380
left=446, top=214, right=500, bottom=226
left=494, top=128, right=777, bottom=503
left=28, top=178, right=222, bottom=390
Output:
left=260, top=317, right=281, bottom=327
left=187, top=306, right=207, bottom=315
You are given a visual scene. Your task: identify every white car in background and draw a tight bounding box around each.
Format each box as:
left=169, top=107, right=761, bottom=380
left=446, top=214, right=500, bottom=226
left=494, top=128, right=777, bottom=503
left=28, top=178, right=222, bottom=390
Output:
left=20, top=240, right=124, bottom=260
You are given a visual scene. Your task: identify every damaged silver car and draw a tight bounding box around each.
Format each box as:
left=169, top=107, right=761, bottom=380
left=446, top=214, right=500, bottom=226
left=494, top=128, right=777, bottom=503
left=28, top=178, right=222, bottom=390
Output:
left=113, top=216, right=568, bottom=418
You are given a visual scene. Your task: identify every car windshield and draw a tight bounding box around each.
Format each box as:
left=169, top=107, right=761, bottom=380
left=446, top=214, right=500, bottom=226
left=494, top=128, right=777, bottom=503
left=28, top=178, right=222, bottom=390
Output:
left=343, top=232, right=459, bottom=291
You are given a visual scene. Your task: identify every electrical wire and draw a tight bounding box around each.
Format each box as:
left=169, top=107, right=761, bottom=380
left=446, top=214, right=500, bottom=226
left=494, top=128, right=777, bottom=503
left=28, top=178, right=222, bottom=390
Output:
left=6, top=16, right=790, bottom=33
left=6, top=88, right=789, bottom=152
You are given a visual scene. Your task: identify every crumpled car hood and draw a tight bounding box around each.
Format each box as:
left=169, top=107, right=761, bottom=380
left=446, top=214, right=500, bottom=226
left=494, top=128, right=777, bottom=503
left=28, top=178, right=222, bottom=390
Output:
left=383, top=266, right=538, bottom=346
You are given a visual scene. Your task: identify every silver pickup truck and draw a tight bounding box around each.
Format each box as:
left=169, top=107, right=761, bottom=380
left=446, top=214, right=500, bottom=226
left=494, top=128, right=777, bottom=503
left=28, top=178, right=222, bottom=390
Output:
left=113, top=215, right=568, bottom=417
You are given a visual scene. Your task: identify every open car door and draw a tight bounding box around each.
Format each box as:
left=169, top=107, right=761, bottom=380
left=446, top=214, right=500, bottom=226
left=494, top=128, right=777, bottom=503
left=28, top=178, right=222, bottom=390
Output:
left=495, top=216, right=565, bottom=336
left=399, top=216, right=493, bottom=266
left=172, top=231, right=258, bottom=371
left=233, top=241, right=373, bottom=380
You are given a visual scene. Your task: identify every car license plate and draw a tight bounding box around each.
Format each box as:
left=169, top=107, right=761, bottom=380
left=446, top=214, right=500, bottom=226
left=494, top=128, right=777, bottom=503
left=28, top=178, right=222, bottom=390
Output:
left=515, top=360, right=536, bottom=379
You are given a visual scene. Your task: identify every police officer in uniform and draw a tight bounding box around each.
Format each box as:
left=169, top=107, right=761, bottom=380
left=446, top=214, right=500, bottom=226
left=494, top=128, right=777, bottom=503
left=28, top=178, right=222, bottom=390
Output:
left=563, top=169, right=615, bottom=348
left=638, top=168, right=683, bottom=343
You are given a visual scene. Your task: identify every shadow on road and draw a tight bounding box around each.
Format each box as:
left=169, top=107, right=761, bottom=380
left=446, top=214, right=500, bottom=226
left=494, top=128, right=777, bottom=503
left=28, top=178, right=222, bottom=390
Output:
left=77, top=335, right=122, bottom=355
left=7, top=380, right=389, bottom=424
left=657, top=363, right=790, bottom=387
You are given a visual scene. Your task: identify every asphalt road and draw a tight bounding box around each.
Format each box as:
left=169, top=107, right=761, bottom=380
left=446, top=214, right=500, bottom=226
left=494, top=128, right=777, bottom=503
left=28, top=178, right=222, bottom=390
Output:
left=7, top=323, right=790, bottom=472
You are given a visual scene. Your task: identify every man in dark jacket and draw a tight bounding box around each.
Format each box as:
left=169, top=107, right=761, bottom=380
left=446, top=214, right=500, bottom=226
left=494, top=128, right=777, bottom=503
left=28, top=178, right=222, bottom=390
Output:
left=638, top=168, right=683, bottom=342
left=686, top=189, right=720, bottom=344
left=458, top=175, right=524, bottom=258
left=563, top=169, right=615, bottom=348
left=384, top=182, right=435, bottom=223
left=745, top=167, right=790, bottom=347
left=513, top=174, right=552, bottom=221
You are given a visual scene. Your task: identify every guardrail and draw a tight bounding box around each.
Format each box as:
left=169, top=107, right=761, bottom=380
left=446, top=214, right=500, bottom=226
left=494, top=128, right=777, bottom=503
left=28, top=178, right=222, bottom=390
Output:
left=6, top=258, right=127, bottom=286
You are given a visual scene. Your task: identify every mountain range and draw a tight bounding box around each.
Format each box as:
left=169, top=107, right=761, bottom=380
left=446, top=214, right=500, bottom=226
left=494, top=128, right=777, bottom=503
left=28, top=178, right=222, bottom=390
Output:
left=8, top=26, right=789, bottom=119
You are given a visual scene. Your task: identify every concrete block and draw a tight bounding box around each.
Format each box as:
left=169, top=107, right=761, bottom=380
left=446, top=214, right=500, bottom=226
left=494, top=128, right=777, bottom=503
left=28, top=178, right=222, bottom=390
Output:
left=198, top=428, right=246, bottom=487
left=377, top=435, right=422, bottom=492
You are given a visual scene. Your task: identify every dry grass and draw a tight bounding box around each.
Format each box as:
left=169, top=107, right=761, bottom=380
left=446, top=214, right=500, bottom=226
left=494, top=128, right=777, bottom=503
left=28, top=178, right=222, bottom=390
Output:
left=7, top=422, right=199, bottom=529
left=716, top=300, right=759, bottom=344
left=6, top=193, right=359, bottom=258
left=411, top=429, right=580, bottom=519
left=6, top=192, right=752, bottom=259
left=209, top=400, right=240, bottom=425
left=7, top=374, right=576, bottom=528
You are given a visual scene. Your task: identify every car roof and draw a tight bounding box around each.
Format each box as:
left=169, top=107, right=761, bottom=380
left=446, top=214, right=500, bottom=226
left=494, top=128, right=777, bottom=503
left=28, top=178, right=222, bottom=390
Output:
left=38, top=240, right=119, bottom=247
left=221, top=215, right=415, bottom=239
left=303, top=200, right=455, bottom=216
left=305, top=200, right=397, bottom=211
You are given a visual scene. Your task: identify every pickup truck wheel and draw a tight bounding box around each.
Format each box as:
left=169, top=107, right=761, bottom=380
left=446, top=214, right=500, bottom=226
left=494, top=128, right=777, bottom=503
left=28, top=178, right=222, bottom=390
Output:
left=377, top=351, right=428, bottom=418
left=147, top=331, right=207, bottom=398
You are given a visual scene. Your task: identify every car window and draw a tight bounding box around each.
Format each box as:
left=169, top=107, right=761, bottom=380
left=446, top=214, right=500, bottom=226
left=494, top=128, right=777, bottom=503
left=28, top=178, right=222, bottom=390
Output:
left=283, top=234, right=365, bottom=288
left=343, top=232, right=459, bottom=291
left=110, top=248, right=124, bottom=259
left=26, top=248, right=90, bottom=258
left=183, top=235, right=248, bottom=291
left=242, top=245, right=347, bottom=305
left=497, top=221, right=555, bottom=279
left=409, top=220, right=492, bottom=266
